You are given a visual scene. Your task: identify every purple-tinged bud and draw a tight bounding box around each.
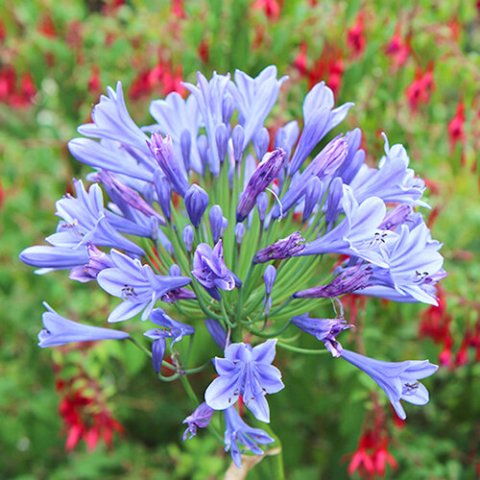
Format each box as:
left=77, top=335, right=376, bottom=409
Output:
left=263, top=265, right=277, bottom=295
left=303, top=177, right=323, bottom=221
left=222, top=95, right=235, bottom=124
left=151, top=337, right=166, bottom=372
left=293, top=265, right=373, bottom=298
left=192, top=241, right=237, bottom=300
left=69, top=244, right=114, bottom=283
left=256, top=192, right=268, bottom=222
left=291, top=314, right=352, bottom=357
left=183, top=225, right=194, bottom=252
left=147, top=133, right=189, bottom=196
left=232, top=125, right=245, bottom=163
left=264, top=296, right=272, bottom=316
left=182, top=402, right=215, bottom=441
left=209, top=205, right=224, bottom=243
left=162, top=264, right=197, bottom=303
left=169, top=264, right=182, bottom=276
left=253, top=232, right=305, bottom=264
left=180, top=129, right=192, bottom=172
left=98, top=171, right=164, bottom=221
left=185, top=184, right=209, bottom=228
left=154, top=170, right=172, bottom=221
left=197, top=134, right=209, bottom=169
left=324, top=177, right=343, bottom=225
left=158, top=230, right=174, bottom=255
left=303, top=136, right=348, bottom=180
left=205, top=318, right=227, bottom=349
left=379, top=205, right=413, bottom=231
left=275, top=120, right=299, bottom=160
left=254, top=127, right=270, bottom=160
left=236, top=148, right=286, bottom=222
left=215, top=124, right=229, bottom=164
left=235, top=222, right=245, bottom=244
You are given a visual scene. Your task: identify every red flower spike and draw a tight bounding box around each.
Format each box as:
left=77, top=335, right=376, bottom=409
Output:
left=347, top=11, right=366, bottom=59
left=88, top=66, right=101, bottom=95
left=252, top=0, right=282, bottom=20
left=293, top=43, right=308, bottom=76
left=448, top=101, right=466, bottom=156
left=172, top=0, right=186, bottom=19
left=385, top=24, right=410, bottom=70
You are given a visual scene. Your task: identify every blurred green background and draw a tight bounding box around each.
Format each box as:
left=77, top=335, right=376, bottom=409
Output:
left=1, top=0, right=480, bottom=478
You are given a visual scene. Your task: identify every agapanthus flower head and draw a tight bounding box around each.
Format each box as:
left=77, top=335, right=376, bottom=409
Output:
left=21, top=66, right=443, bottom=468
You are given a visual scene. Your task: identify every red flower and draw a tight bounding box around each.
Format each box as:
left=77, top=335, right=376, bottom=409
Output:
left=385, top=25, right=410, bottom=70
left=348, top=430, right=397, bottom=479
left=448, top=101, right=466, bottom=155
left=198, top=39, right=210, bottom=64
left=406, top=64, right=435, bottom=112
left=293, top=43, right=308, bottom=77
left=88, top=66, right=101, bottom=95
left=252, top=0, right=282, bottom=20
left=347, top=11, right=366, bottom=59
left=56, top=371, right=123, bottom=452
left=172, top=0, right=186, bottom=19
left=307, top=43, right=344, bottom=97
left=0, top=20, right=5, bottom=43
left=419, top=286, right=451, bottom=344
left=38, top=14, right=57, bottom=38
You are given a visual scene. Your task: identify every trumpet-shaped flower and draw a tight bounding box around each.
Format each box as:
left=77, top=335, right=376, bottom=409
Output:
left=205, top=340, right=284, bottom=422
left=39, top=303, right=129, bottom=347
left=340, top=349, right=438, bottom=420
left=223, top=406, right=274, bottom=468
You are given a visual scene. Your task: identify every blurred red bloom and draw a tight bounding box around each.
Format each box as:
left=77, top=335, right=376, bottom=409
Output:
left=448, top=101, right=465, bottom=155
left=172, top=0, right=186, bottom=19
left=348, top=430, right=397, bottom=478
left=406, top=64, right=434, bottom=112
left=0, top=20, right=5, bottom=43
left=252, top=0, right=282, bottom=20
left=293, top=42, right=308, bottom=77
left=129, top=60, right=185, bottom=101
left=306, top=43, right=344, bottom=97
left=56, top=369, right=123, bottom=452
left=38, top=14, right=57, bottom=38
left=88, top=66, right=101, bottom=95
left=385, top=25, right=410, bottom=70
left=347, top=11, right=366, bottom=59
left=419, top=286, right=451, bottom=344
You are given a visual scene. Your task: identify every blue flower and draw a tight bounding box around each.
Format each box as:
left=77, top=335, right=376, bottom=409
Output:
left=38, top=303, right=129, bottom=347
left=253, top=232, right=305, bottom=264
left=288, top=82, right=353, bottom=175
left=182, top=402, right=215, bottom=440
left=340, top=349, right=438, bottom=420
left=49, top=179, right=144, bottom=256
left=223, top=406, right=274, bottom=468
left=291, top=315, right=352, bottom=357
left=236, top=149, right=285, bottom=222
left=351, top=221, right=444, bottom=305
left=205, top=340, right=284, bottom=422
left=144, top=309, right=195, bottom=372
left=78, top=81, right=151, bottom=158
left=229, top=66, right=287, bottom=147
left=192, top=240, right=239, bottom=300
left=296, top=186, right=390, bottom=267
left=97, top=250, right=191, bottom=322
left=149, top=91, right=202, bottom=173
left=348, top=134, right=427, bottom=207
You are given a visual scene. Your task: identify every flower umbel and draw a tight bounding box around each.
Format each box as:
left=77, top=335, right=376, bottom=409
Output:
left=21, top=66, right=443, bottom=468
